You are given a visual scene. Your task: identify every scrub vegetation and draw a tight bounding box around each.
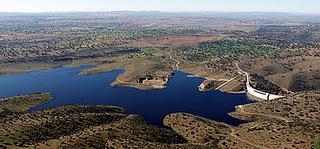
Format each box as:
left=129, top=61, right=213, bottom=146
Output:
left=1, top=12, right=320, bottom=148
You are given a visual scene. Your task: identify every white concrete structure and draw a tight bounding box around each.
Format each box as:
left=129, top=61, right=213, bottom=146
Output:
left=236, top=63, right=284, bottom=101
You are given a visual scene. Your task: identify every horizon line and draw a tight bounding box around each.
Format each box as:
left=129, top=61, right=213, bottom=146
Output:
left=0, top=10, right=319, bottom=15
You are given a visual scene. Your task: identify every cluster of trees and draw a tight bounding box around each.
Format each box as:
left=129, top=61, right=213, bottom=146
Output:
left=178, top=39, right=282, bottom=62
left=240, top=25, right=320, bottom=49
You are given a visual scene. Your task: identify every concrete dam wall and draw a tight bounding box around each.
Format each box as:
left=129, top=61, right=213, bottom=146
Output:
left=236, top=63, right=284, bottom=101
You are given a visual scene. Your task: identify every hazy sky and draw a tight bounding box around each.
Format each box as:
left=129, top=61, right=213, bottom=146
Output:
left=0, top=0, right=319, bottom=14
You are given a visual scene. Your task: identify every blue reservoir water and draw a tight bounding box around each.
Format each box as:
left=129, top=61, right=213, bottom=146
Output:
left=0, top=66, right=251, bottom=126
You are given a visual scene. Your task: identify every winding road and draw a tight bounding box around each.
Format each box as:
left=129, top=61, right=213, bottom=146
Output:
left=235, top=63, right=285, bottom=100
left=168, top=52, right=180, bottom=70
left=235, top=63, right=250, bottom=84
